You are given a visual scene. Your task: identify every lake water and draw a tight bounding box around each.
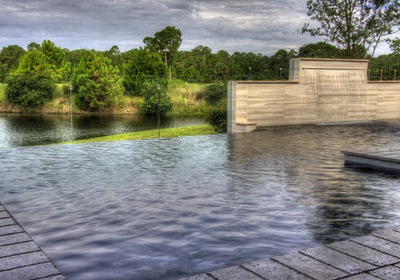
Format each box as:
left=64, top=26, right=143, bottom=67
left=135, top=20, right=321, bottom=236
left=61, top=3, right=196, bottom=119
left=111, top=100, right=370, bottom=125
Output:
left=1, top=118, right=400, bottom=279
left=0, top=113, right=206, bottom=148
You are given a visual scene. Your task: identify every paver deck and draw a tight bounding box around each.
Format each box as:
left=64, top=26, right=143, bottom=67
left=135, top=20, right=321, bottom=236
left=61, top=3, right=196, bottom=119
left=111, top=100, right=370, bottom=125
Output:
left=0, top=202, right=65, bottom=280
left=342, top=149, right=400, bottom=172
left=183, top=228, right=400, bottom=280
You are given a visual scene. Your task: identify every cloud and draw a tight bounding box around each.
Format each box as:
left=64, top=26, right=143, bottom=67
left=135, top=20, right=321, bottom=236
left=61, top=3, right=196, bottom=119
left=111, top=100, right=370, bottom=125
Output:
left=2, top=0, right=381, bottom=56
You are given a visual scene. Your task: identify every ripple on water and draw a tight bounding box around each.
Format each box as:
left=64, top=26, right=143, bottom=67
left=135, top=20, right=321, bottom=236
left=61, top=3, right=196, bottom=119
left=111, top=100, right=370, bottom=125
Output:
left=1, top=122, right=400, bottom=279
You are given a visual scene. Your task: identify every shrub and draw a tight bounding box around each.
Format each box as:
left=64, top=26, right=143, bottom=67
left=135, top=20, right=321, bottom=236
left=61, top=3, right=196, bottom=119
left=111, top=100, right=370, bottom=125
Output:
left=72, top=50, right=123, bottom=111
left=139, top=81, right=172, bottom=115
left=5, top=74, right=55, bottom=107
left=123, top=48, right=168, bottom=96
left=207, top=106, right=227, bottom=132
left=204, top=83, right=227, bottom=104
left=62, top=84, right=72, bottom=96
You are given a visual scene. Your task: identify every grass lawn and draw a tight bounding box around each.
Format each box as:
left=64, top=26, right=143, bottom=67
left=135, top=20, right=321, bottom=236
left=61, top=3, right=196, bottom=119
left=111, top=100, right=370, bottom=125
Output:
left=62, top=124, right=217, bottom=145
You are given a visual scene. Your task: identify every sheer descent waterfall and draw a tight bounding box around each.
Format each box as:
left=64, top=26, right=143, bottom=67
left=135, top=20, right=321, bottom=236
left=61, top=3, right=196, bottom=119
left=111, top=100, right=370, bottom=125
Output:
left=228, top=58, right=399, bottom=133
left=304, top=68, right=370, bottom=123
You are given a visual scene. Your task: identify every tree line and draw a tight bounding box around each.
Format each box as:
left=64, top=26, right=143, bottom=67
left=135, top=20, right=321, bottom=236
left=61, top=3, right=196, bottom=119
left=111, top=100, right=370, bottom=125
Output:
left=2, top=39, right=399, bottom=84
left=1, top=0, right=400, bottom=113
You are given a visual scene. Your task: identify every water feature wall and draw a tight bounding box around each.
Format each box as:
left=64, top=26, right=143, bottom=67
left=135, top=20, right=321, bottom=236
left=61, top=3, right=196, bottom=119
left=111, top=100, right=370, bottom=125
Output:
left=228, top=58, right=400, bottom=133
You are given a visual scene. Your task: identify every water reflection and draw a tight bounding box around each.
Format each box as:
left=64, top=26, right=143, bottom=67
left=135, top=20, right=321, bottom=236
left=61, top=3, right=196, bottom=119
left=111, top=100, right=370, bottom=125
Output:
left=1, top=121, right=400, bottom=279
left=228, top=123, right=400, bottom=245
left=0, top=113, right=206, bottom=147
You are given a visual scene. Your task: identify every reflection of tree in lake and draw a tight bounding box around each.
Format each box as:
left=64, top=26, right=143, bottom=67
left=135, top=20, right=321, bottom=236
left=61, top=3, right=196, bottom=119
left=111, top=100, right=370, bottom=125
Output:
left=2, top=114, right=61, bottom=146
left=0, top=114, right=206, bottom=147
left=71, top=114, right=176, bottom=140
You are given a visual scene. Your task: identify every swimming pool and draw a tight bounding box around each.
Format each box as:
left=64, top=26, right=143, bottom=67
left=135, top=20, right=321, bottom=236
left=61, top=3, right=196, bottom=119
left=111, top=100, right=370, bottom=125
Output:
left=1, top=121, right=400, bottom=279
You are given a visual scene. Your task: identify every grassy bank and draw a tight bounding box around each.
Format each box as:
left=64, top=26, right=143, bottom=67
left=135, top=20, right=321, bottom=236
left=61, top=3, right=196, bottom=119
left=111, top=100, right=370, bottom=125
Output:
left=62, top=124, right=216, bottom=145
left=0, top=84, right=5, bottom=102
left=0, top=82, right=217, bottom=115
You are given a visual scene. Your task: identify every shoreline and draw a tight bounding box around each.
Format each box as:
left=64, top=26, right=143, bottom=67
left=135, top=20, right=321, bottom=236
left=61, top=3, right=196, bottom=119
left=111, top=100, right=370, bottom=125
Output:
left=59, top=124, right=217, bottom=145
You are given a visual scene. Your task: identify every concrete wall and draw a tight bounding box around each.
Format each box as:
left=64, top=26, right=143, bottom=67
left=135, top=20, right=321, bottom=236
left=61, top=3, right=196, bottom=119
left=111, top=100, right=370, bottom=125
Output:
left=228, top=58, right=400, bottom=133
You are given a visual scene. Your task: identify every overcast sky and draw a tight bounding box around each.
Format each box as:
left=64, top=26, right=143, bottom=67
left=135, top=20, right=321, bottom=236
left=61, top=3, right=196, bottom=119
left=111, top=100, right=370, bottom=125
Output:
left=0, top=0, right=392, bottom=55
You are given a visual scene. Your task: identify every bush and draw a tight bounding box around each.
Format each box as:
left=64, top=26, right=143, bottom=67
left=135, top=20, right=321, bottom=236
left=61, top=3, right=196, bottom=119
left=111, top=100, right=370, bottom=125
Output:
left=123, top=49, right=168, bottom=96
left=207, top=106, right=227, bottom=132
left=72, top=50, right=123, bottom=111
left=5, top=74, right=55, bottom=107
left=139, top=82, right=172, bottom=115
left=62, top=84, right=72, bottom=96
left=204, top=83, right=227, bottom=104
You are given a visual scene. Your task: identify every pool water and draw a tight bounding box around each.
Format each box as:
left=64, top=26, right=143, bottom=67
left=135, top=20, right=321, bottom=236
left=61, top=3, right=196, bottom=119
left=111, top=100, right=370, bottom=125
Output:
left=1, top=121, right=400, bottom=279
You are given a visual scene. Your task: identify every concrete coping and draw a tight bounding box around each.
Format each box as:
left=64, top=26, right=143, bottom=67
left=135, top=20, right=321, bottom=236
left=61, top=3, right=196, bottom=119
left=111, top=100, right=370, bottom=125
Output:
left=342, top=150, right=400, bottom=164
left=302, top=67, right=366, bottom=70
left=234, top=80, right=300, bottom=84
left=368, top=80, right=400, bottom=83
left=236, top=122, right=257, bottom=126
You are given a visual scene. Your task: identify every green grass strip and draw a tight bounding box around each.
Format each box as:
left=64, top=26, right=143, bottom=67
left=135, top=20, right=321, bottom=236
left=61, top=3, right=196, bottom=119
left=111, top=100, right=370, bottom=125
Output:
left=63, top=124, right=217, bottom=145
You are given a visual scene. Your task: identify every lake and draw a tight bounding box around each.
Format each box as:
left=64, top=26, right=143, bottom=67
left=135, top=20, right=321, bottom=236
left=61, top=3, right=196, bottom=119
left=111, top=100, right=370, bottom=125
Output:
left=0, top=113, right=207, bottom=148
left=1, top=117, right=400, bottom=279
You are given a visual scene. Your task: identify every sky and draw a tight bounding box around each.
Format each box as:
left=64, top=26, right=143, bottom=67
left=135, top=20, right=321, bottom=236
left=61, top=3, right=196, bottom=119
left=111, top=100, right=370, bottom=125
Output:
left=0, top=0, right=392, bottom=56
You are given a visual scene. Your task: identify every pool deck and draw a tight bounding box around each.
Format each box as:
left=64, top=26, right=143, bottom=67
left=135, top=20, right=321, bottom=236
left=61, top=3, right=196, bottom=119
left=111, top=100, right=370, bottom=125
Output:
left=0, top=202, right=65, bottom=280
left=342, top=149, right=400, bottom=172
left=3, top=202, right=400, bottom=280
left=183, top=228, right=400, bottom=280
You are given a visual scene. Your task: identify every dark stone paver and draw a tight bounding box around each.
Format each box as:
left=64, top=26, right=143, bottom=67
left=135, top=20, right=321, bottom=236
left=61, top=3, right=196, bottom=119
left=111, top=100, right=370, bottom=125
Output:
left=369, top=266, right=400, bottom=279
left=0, top=232, right=32, bottom=246
left=351, top=235, right=400, bottom=258
left=0, top=202, right=65, bottom=280
left=301, top=245, right=376, bottom=274
left=185, top=274, right=214, bottom=280
left=327, top=240, right=400, bottom=266
left=0, top=262, right=63, bottom=280
left=38, top=276, right=69, bottom=280
left=373, top=229, right=400, bottom=244
left=0, top=211, right=10, bottom=218
left=342, top=273, right=381, bottom=280
left=0, top=225, right=24, bottom=236
left=0, top=218, right=15, bottom=227
left=0, top=241, right=40, bottom=258
left=0, top=251, right=50, bottom=271
left=273, top=252, right=348, bottom=280
left=243, top=258, right=311, bottom=280
left=183, top=229, right=400, bottom=280
left=210, top=265, right=263, bottom=280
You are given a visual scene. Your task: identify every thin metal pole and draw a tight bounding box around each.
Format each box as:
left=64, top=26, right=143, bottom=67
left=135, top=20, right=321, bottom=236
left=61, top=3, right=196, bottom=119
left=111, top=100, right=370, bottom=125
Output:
left=157, top=85, right=160, bottom=139
left=69, top=84, right=73, bottom=140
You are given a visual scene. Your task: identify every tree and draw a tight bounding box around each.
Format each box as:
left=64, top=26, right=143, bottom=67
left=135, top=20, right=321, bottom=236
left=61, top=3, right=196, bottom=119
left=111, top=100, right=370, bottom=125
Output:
left=17, top=50, right=51, bottom=73
left=41, top=40, right=65, bottom=68
left=369, top=53, right=400, bottom=80
left=298, top=42, right=344, bottom=58
left=269, top=49, right=297, bottom=79
left=389, top=37, right=400, bottom=55
left=104, top=45, right=124, bottom=74
left=203, top=83, right=227, bottom=104
left=139, top=81, right=172, bottom=115
left=41, top=40, right=71, bottom=82
left=5, top=50, right=55, bottom=107
left=123, top=48, right=168, bottom=96
left=72, top=50, right=123, bottom=111
left=213, top=50, right=231, bottom=82
left=0, top=45, right=26, bottom=82
left=144, top=26, right=182, bottom=79
left=302, top=0, right=400, bottom=58
left=207, top=106, right=227, bottom=132
left=27, top=42, right=41, bottom=51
